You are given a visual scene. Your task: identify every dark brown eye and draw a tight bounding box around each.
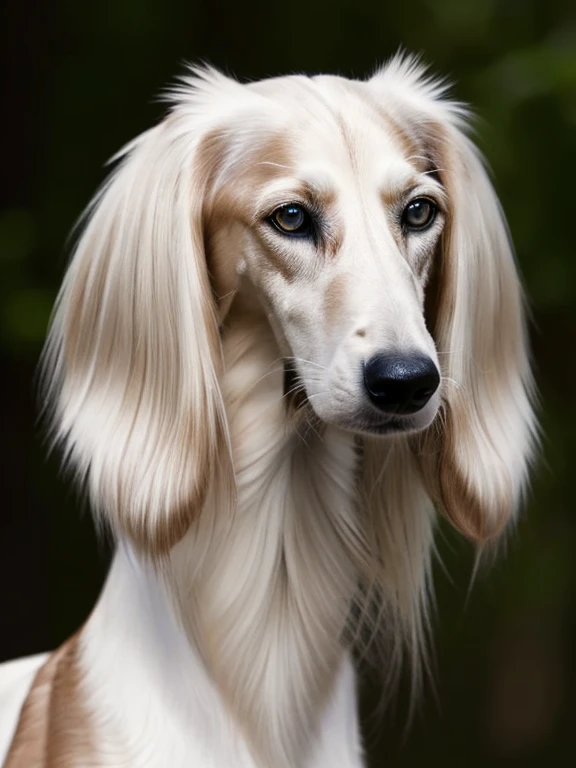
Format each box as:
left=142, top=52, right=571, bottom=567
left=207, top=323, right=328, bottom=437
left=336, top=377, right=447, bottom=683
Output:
left=402, top=198, right=437, bottom=231
left=270, top=204, right=312, bottom=236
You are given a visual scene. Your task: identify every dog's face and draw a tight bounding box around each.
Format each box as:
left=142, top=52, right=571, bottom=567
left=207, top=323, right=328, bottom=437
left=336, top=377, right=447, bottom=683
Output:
left=207, top=76, right=447, bottom=436
left=44, top=59, right=535, bottom=551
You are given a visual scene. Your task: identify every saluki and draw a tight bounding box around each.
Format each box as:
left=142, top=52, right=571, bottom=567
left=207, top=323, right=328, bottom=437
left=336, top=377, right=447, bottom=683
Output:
left=0, top=54, right=536, bottom=767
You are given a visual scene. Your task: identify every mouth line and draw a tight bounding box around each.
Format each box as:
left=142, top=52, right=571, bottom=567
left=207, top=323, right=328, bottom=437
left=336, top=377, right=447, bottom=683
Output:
left=366, top=420, right=418, bottom=435
left=355, top=396, right=439, bottom=435
left=336, top=406, right=439, bottom=436
left=354, top=418, right=416, bottom=435
left=330, top=412, right=420, bottom=436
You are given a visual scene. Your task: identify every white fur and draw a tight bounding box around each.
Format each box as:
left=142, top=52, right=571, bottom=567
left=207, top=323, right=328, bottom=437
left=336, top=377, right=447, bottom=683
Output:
left=0, top=54, right=536, bottom=767
left=74, top=546, right=363, bottom=767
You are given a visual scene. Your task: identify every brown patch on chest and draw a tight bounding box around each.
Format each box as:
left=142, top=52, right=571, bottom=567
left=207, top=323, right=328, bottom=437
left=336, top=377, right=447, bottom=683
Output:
left=5, top=634, right=96, bottom=768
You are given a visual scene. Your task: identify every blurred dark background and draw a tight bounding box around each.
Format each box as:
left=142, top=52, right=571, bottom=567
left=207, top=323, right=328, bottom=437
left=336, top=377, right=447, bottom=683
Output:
left=1, top=1, right=575, bottom=765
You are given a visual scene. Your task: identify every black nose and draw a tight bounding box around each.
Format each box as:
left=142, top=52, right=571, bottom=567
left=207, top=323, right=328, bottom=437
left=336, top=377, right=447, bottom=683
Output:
left=363, top=353, right=440, bottom=415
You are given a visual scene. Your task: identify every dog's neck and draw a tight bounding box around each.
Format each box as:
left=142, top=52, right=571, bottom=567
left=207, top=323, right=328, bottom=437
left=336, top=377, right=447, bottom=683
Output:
left=83, top=294, right=364, bottom=767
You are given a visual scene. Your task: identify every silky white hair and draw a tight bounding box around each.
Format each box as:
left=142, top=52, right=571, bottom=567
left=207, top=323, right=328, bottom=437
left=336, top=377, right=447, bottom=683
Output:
left=39, top=54, right=537, bottom=766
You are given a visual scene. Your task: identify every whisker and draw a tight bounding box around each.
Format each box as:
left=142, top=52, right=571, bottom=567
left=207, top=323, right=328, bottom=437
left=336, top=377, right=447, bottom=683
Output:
left=255, top=161, right=291, bottom=170
left=294, top=423, right=312, bottom=449
left=289, top=357, right=328, bottom=371
left=247, top=356, right=299, bottom=391
left=404, top=155, right=446, bottom=177
left=215, top=287, right=237, bottom=303
left=421, top=168, right=446, bottom=176
left=441, top=376, right=464, bottom=392
left=305, top=415, right=324, bottom=443
left=405, top=154, right=431, bottom=164
left=281, top=383, right=308, bottom=402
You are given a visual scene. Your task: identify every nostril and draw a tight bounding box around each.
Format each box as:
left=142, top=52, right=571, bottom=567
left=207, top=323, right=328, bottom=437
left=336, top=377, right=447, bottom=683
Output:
left=413, top=386, right=435, bottom=403
left=363, top=353, right=440, bottom=415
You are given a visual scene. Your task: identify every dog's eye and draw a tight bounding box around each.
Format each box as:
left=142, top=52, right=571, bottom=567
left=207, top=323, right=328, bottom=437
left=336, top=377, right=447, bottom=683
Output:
left=270, top=204, right=313, bottom=236
left=402, top=198, right=437, bottom=231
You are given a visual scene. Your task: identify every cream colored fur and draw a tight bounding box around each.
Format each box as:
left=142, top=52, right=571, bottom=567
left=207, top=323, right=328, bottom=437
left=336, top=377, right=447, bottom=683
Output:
left=0, top=54, right=536, bottom=767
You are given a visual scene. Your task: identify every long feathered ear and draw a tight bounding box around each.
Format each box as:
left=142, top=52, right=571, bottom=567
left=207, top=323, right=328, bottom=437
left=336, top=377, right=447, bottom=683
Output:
left=40, top=87, right=237, bottom=555
left=357, top=57, right=538, bottom=695
left=417, top=121, right=537, bottom=542
left=366, top=54, right=537, bottom=547
left=370, top=56, right=538, bottom=544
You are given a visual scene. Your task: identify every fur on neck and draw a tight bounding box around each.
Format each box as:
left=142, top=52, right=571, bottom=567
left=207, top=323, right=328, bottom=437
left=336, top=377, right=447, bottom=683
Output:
left=164, top=292, right=434, bottom=767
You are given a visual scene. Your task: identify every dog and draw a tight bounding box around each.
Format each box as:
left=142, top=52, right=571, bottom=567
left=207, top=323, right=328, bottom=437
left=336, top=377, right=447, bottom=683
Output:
left=0, top=54, right=536, bottom=767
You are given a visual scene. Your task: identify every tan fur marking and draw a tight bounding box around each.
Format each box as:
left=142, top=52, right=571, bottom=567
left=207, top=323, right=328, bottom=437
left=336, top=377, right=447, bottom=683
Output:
left=322, top=215, right=344, bottom=261
left=355, top=87, right=447, bottom=184
left=334, top=113, right=360, bottom=172
left=356, top=90, right=421, bottom=163
left=323, top=274, right=348, bottom=329
left=387, top=112, right=422, bottom=165
left=4, top=651, right=60, bottom=767
left=5, top=635, right=94, bottom=768
left=415, top=409, right=512, bottom=543
left=207, top=133, right=300, bottom=284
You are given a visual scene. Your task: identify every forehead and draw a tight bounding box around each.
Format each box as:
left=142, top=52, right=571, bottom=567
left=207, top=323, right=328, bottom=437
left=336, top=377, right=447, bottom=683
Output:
left=243, top=75, right=424, bottom=192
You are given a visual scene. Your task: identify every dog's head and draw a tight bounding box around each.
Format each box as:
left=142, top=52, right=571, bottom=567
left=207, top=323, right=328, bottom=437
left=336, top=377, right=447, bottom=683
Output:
left=42, top=56, right=536, bottom=553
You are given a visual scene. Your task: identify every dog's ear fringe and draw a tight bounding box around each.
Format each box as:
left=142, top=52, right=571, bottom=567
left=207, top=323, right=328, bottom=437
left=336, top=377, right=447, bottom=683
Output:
left=369, top=53, right=537, bottom=545
left=38, top=88, right=238, bottom=557
left=413, top=110, right=537, bottom=546
left=359, top=62, right=537, bottom=708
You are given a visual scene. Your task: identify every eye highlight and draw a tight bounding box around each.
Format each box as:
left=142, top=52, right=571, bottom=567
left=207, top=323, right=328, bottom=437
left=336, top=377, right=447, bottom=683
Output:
left=402, top=198, right=437, bottom=232
left=269, top=204, right=313, bottom=237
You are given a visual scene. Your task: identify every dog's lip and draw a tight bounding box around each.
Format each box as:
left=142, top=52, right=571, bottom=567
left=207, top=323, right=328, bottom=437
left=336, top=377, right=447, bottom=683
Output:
left=333, top=407, right=437, bottom=436
left=364, top=419, right=416, bottom=435
left=358, top=417, right=414, bottom=434
left=327, top=413, right=417, bottom=436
